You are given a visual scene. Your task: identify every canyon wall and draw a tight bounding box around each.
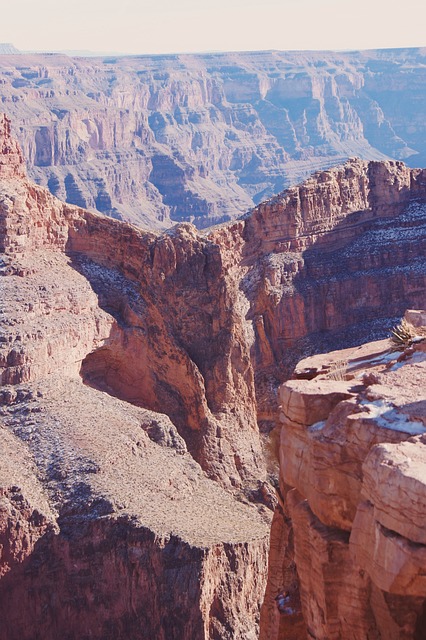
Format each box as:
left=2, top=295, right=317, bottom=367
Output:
left=263, top=318, right=426, bottom=639
left=1, top=113, right=426, bottom=636
left=0, top=47, right=426, bottom=228
left=231, top=157, right=426, bottom=424
left=0, top=113, right=270, bottom=639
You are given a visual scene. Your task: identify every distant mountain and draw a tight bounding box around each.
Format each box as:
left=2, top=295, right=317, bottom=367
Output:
left=0, top=43, right=20, bottom=54
left=1, top=47, right=426, bottom=228
left=52, top=49, right=129, bottom=57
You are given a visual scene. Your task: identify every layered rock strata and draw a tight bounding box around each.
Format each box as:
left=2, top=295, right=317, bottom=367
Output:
left=238, top=156, right=426, bottom=424
left=0, top=379, right=269, bottom=640
left=266, top=317, right=426, bottom=639
left=0, top=113, right=270, bottom=639
left=1, top=47, right=426, bottom=227
left=1, top=113, right=426, bottom=637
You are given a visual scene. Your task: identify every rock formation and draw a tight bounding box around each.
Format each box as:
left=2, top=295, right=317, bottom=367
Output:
left=237, top=156, right=426, bottom=428
left=1, top=47, right=426, bottom=228
left=1, top=112, right=426, bottom=637
left=0, top=112, right=270, bottom=639
left=262, top=313, right=426, bottom=639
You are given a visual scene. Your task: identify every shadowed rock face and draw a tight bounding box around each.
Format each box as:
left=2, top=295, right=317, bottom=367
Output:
left=1, top=114, right=426, bottom=637
left=1, top=47, right=426, bottom=228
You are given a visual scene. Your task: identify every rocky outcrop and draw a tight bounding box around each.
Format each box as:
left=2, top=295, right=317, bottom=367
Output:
left=0, top=114, right=270, bottom=639
left=1, top=47, right=426, bottom=228
left=237, top=156, right=426, bottom=425
left=0, top=113, right=25, bottom=179
left=1, top=113, right=426, bottom=637
left=265, top=315, right=426, bottom=639
left=0, top=376, right=270, bottom=640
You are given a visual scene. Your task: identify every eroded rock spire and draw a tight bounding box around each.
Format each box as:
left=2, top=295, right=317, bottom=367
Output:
left=0, top=113, right=26, bottom=179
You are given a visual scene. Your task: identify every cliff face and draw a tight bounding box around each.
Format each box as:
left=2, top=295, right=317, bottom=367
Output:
left=0, top=387, right=269, bottom=640
left=1, top=47, right=426, bottom=228
left=264, top=315, right=426, bottom=639
left=236, top=157, right=426, bottom=424
left=1, top=113, right=426, bottom=637
left=0, top=113, right=270, bottom=639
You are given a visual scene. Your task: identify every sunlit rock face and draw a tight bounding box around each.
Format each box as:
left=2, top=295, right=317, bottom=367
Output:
left=1, top=47, right=426, bottom=228
left=263, top=317, right=426, bottom=640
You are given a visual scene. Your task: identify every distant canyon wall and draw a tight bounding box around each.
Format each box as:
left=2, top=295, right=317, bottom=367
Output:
left=1, top=47, right=426, bottom=228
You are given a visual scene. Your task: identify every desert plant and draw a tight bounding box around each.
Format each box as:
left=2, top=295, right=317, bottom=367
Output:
left=390, top=318, right=419, bottom=348
left=326, top=359, right=348, bottom=381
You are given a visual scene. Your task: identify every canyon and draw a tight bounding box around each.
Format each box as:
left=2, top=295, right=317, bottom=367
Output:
left=0, top=111, right=426, bottom=638
left=0, top=47, right=426, bottom=228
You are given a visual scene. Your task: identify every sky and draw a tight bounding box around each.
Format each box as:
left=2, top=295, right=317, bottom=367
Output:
left=3, top=0, right=426, bottom=56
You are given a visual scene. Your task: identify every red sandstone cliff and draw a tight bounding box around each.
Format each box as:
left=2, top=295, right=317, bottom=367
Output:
left=261, top=313, right=426, bottom=639
left=1, top=112, right=426, bottom=637
left=241, top=158, right=426, bottom=421
left=0, top=113, right=270, bottom=639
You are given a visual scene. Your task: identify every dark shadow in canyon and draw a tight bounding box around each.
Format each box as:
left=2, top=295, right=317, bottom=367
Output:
left=0, top=516, right=205, bottom=640
left=67, top=253, right=206, bottom=466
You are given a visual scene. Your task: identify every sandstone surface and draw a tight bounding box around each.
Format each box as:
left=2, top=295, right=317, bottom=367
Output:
left=0, top=378, right=270, bottom=640
left=1, top=47, right=426, bottom=228
left=267, top=316, right=426, bottom=639
left=1, top=112, right=426, bottom=637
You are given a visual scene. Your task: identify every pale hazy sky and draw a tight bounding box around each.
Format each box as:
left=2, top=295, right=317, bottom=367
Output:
left=4, top=0, right=426, bottom=55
